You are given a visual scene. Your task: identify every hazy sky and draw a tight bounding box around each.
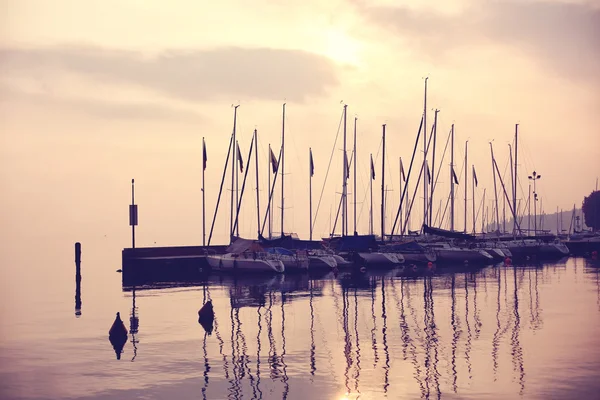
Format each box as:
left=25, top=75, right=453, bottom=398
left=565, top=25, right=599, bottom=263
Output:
left=1, top=0, right=599, bottom=246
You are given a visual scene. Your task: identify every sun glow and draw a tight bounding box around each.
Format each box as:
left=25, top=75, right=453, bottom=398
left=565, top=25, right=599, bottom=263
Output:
left=321, top=28, right=362, bottom=66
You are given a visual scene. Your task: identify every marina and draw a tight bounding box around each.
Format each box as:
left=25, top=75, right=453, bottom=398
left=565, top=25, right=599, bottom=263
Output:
left=3, top=1, right=600, bottom=398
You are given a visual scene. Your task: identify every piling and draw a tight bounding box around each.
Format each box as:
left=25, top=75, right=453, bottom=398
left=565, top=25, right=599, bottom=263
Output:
left=75, top=242, right=82, bottom=316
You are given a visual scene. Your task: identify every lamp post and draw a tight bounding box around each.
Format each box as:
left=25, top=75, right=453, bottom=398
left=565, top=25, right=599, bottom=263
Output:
left=528, top=171, right=541, bottom=235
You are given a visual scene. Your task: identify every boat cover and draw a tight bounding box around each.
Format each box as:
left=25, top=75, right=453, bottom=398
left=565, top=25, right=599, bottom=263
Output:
left=382, top=240, right=427, bottom=253
left=258, top=234, right=323, bottom=250
left=423, top=224, right=476, bottom=241
left=265, top=247, right=295, bottom=256
left=325, top=235, right=378, bottom=252
left=226, top=238, right=265, bottom=254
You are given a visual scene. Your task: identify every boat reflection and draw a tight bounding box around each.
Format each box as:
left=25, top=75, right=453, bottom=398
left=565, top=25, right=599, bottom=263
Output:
left=117, top=262, right=561, bottom=397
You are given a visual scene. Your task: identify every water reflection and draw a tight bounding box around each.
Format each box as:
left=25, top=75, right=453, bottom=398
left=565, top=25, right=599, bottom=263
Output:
left=130, top=288, right=139, bottom=362
left=110, top=261, right=597, bottom=399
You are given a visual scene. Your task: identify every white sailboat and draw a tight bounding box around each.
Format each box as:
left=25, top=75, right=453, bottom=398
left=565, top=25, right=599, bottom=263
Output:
left=206, top=239, right=285, bottom=273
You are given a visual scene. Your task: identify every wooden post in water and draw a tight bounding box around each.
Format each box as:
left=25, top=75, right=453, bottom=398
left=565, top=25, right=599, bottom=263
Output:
left=75, top=242, right=81, bottom=316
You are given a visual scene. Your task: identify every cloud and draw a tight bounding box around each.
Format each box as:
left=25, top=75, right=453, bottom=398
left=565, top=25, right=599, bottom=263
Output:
left=0, top=83, right=203, bottom=121
left=352, top=0, right=600, bottom=82
left=0, top=45, right=340, bottom=103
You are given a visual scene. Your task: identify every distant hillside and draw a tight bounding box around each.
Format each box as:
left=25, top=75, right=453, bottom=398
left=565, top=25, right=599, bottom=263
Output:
left=484, top=208, right=587, bottom=235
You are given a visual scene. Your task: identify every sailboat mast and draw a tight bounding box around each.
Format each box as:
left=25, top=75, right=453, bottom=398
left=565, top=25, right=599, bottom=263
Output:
left=254, top=129, right=260, bottom=239
left=490, top=142, right=500, bottom=231
left=464, top=140, right=468, bottom=233
left=399, top=157, right=403, bottom=236
left=309, top=148, right=313, bottom=241
left=370, top=153, right=374, bottom=235
left=268, top=143, right=272, bottom=239
left=450, top=124, right=455, bottom=231
left=342, top=104, right=348, bottom=236
left=528, top=183, right=531, bottom=234
left=482, top=189, right=487, bottom=233
left=353, top=117, right=357, bottom=235
left=381, top=124, right=386, bottom=240
left=281, top=103, right=286, bottom=237
left=429, top=109, right=439, bottom=226
left=509, top=144, right=514, bottom=234
left=230, top=105, right=239, bottom=240
left=423, top=78, right=428, bottom=231
left=513, top=124, right=519, bottom=236
left=236, top=139, right=240, bottom=237
left=202, top=137, right=206, bottom=247
left=472, top=165, right=476, bottom=234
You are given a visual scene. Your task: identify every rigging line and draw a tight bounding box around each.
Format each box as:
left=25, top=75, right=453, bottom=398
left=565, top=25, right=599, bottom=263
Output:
left=431, top=127, right=453, bottom=203
left=438, top=145, right=467, bottom=229
left=390, top=116, right=423, bottom=237
left=312, top=109, right=345, bottom=232
left=428, top=127, right=453, bottom=228
left=435, top=191, right=451, bottom=228
left=401, top=119, right=436, bottom=234
left=357, top=137, right=383, bottom=230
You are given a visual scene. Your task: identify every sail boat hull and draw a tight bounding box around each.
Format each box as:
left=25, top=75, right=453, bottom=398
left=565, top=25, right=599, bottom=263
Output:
left=358, top=252, right=404, bottom=266
left=206, top=253, right=284, bottom=273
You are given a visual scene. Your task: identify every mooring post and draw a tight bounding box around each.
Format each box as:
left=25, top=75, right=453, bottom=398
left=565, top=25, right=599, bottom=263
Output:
left=75, top=242, right=82, bottom=316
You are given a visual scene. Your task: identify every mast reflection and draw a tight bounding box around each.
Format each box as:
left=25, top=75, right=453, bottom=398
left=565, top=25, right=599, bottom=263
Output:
left=451, top=274, right=460, bottom=392
left=464, top=273, right=472, bottom=380
left=342, top=286, right=352, bottom=395
left=353, top=288, right=361, bottom=396
left=255, top=305, right=263, bottom=399
left=309, top=280, right=316, bottom=378
left=381, top=277, right=390, bottom=394
left=511, top=266, right=525, bottom=395
left=281, top=292, right=289, bottom=399
left=370, top=276, right=378, bottom=367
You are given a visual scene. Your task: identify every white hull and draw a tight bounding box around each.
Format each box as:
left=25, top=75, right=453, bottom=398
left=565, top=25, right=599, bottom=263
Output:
left=358, top=252, right=403, bottom=265
left=332, top=254, right=352, bottom=265
left=206, top=253, right=284, bottom=273
left=280, top=255, right=309, bottom=272
left=428, top=244, right=494, bottom=264
left=309, top=255, right=337, bottom=269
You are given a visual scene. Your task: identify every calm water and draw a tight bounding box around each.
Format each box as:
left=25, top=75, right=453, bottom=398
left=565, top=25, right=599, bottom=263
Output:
left=1, top=249, right=600, bottom=399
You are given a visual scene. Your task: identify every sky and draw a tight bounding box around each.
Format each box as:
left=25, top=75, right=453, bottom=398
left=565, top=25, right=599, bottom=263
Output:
left=1, top=0, right=599, bottom=246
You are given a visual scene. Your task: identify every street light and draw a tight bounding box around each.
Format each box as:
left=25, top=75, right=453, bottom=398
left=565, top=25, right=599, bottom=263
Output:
left=528, top=171, right=541, bottom=235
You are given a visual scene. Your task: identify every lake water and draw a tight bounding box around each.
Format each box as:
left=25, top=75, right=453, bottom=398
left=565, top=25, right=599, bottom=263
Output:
left=1, top=248, right=600, bottom=399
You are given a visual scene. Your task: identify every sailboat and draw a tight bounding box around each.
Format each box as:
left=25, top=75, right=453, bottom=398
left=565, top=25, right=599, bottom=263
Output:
left=206, top=238, right=285, bottom=273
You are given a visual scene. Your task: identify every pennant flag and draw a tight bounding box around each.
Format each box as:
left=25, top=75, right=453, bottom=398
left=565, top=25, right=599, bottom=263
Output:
left=344, top=152, right=350, bottom=180
left=426, top=162, right=431, bottom=184
left=370, top=155, right=375, bottom=180
left=400, top=157, right=406, bottom=182
left=473, top=165, right=478, bottom=187
left=270, top=147, right=279, bottom=173
left=236, top=142, right=244, bottom=173
left=202, top=140, right=207, bottom=171
left=451, top=167, right=459, bottom=185
left=309, top=148, right=314, bottom=177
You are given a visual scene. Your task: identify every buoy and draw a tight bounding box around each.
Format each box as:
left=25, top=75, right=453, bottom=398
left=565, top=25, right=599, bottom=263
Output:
left=360, top=266, right=367, bottom=273
left=427, top=262, right=433, bottom=269
left=198, top=300, right=215, bottom=335
left=108, top=312, right=128, bottom=360
left=109, top=312, right=128, bottom=337
left=504, top=257, right=512, bottom=265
